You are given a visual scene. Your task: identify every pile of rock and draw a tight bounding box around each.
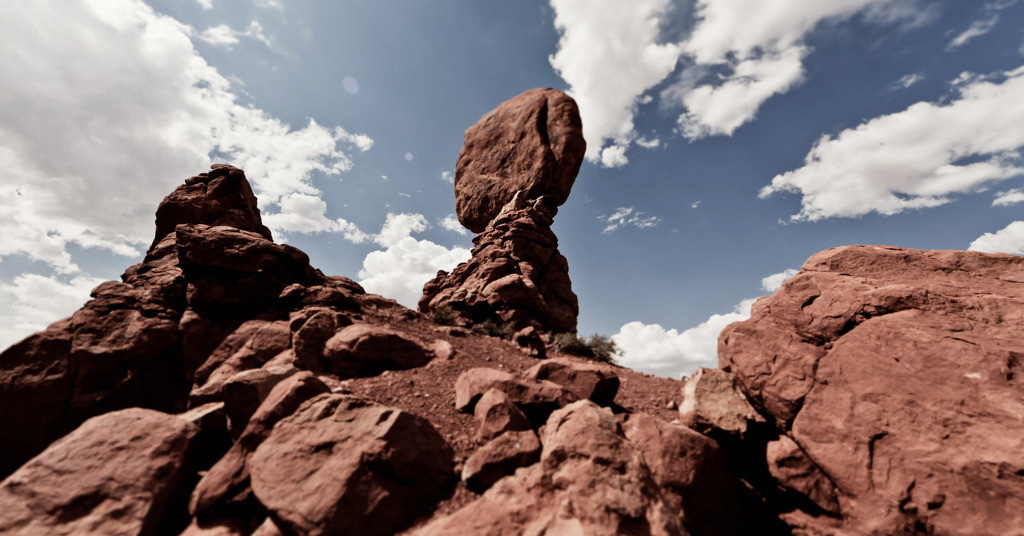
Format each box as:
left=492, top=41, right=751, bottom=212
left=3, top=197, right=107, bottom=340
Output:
left=419, top=88, right=584, bottom=334
left=0, top=165, right=458, bottom=535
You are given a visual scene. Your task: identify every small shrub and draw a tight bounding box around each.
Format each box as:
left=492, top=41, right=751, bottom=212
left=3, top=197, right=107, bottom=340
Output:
left=432, top=304, right=457, bottom=326
left=550, top=333, right=621, bottom=365
left=472, top=318, right=516, bottom=339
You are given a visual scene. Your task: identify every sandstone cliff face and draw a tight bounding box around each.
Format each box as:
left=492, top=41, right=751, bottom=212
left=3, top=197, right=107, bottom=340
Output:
left=420, top=88, right=583, bottom=334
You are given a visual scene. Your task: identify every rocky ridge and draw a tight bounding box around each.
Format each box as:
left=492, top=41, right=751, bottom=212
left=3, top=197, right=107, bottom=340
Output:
left=1, top=88, right=1023, bottom=535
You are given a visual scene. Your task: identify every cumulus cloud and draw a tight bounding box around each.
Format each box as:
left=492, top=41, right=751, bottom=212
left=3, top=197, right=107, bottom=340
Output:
left=0, top=273, right=106, bottom=350
left=548, top=0, right=928, bottom=159
left=613, top=299, right=756, bottom=378
left=665, top=0, right=927, bottom=139
left=439, top=214, right=468, bottom=235
left=0, top=0, right=371, bottom=274
left=968, top=221, right=1024, bottom=254
left=761, top=268, right=799, bottom=293
left=548, top=0, right=682, bottom=166
left=358, top=215, right=470, bottom=308
left=196, top=0, right=213, bottom=9
left=613, top=266, right=798, bottom=377
left=375, top=213, right=429, bottom=247
left=993, top=188, right=1024, bottom=206
left=600, top=207, right=661, bottom=233
left=760, top=67, right=1024, bottom=221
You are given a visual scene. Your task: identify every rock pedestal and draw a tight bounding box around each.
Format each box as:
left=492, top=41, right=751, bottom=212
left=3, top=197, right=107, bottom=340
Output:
left=419, top=88, right=585, bottom=334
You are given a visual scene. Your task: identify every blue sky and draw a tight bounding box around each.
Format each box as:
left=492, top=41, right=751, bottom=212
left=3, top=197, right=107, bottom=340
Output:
left=2, top=0, right=1023, bottom=377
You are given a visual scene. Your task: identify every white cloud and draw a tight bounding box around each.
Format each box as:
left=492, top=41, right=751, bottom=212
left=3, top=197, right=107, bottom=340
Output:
left=375, top=213, right=429, bottom=247
left=199, top=21, right=271, bottom=49
left=600, top=207, right=661, bottom=233
left=261, top=193, right=369, bottom=240
left=690, top=200, right=702, bottom=209
left=760, top=268, right=799, bottom=293
left=255, top=0, right=283, bottom=10
left=665, top=0, right=926, bottom=140
left=947, top=16, right=999, bottom=50
left=0, top=0, right=371, bottom=273
left=440, top=170, right=454, bottom=184
left=439, top=214, right=468, bottom=235
left=196, top=0, right=213, bottom=9
left=761, top=67, right=1024, bottom=221
left=0, top=273, right=106, bottom=350
left=946, top=1, right=1017, bottom=50
left=548, top=0, right=929, bottom=159
left=893, top=72, right=925, bottom=89
left=993, top=188, right=1024, bottom=206
left=613, top=298, right=756, bottom=378
left=548, top=0, right=682, bottom=166
left=358, top=237, right=471, bottom=309
left=968, top=221, right=1024, bottom=254
left=636, top=137, right=660, bottom=149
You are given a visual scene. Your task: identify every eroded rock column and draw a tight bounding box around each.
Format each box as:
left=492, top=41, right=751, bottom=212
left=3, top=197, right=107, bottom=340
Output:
left=419, top=88, right=585, bottom=333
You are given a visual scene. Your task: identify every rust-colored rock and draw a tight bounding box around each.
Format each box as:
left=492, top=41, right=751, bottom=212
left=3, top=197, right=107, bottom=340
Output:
left=512, top=326, right=546, bottom=358
left=462, top=429, right=541, bottom=492
left=678, top=367, right=764, bottom=438
left=623, top=413, right=740, bottom=536
left=719, top=245, right=1024, bottom=534
left=766, top=435, right=839, bottom=515
left=151, top=163, right=271, bottom=250
left=454, top=88, right=585, bottom=233
left=321, top=324, right=432, bottom=377
left=0, top=408, right=199, bottom=536
left=525, top=357, right=620, bottom=406
left=473, top=388, right=532, bottom=441
left=190, top=371, right=329, bottom=517
left=454, top=367, right=578, bottom=425
left=421, top=88, right=584, bottom=334
left=249, top=394, right=455, bottom=536
left=411, top=400, right=683, bottom=535
left=421, top=194, right=579, bottom=333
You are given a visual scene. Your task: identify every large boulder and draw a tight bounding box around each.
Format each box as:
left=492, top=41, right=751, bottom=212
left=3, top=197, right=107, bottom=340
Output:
left=0, top=408, right=200, bottom=535
left=719, top=245, right=1024, bottom=534
left=249, top=394, right=455, bottom=536
left=454, top=88, right=585, bottom=233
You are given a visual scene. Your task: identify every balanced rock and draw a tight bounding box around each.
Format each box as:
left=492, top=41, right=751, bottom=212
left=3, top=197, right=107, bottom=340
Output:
left=0, top=408, right=200, bottom=536
left=420, top=88, right=584, bottom=334
left=454, top=88, right=585, bottom=233
left=719, top=245, right=1024, bottom=534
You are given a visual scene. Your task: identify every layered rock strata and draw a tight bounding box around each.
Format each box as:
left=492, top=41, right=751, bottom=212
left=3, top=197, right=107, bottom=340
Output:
left=420, top=88, right=584, bottom=333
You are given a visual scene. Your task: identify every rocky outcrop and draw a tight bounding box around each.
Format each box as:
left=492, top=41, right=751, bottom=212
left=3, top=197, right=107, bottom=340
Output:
left=420, top=88, right=584, bottom=333
left=720, top=245, right=1024, bottom=534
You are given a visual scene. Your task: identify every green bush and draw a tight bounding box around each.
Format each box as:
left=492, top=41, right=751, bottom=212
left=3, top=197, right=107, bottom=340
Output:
left=472, top=318, right=516, bottom=339
left=432, top=304, right=457, bottom=326
left=550, top=333, right=621, bottom=365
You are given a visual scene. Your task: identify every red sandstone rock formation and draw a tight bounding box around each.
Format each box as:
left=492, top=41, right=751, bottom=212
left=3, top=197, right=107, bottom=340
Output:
left=420, top=88, right=584, bottom=333
left=3, top=160, right=1022, bottom=536
left=720, top=245, right=1024, bottom=534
